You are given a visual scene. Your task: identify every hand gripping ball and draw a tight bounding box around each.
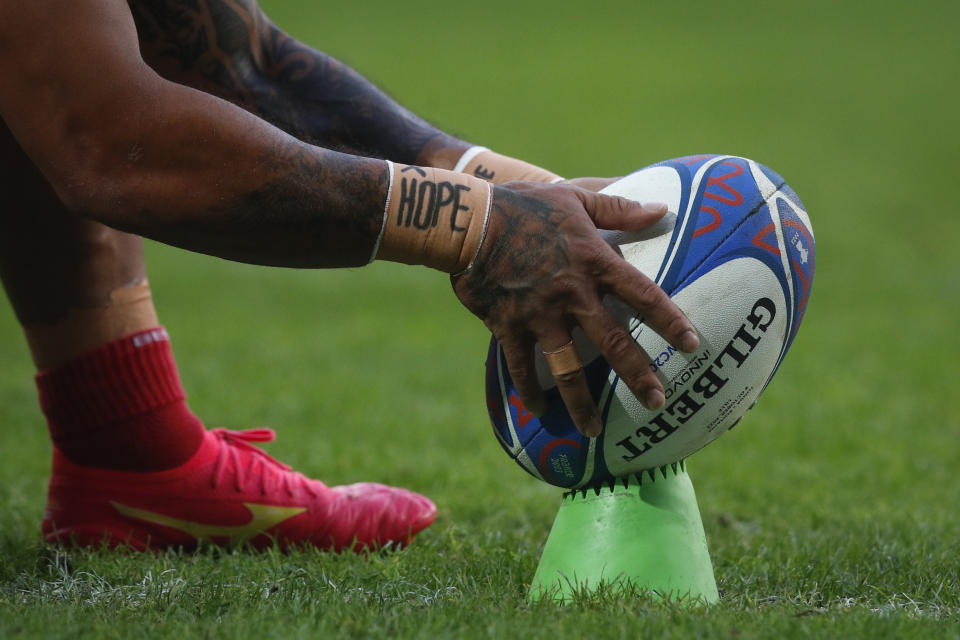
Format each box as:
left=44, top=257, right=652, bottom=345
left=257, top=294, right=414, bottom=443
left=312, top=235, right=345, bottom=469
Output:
left=485, top=155, right=815, bottom=489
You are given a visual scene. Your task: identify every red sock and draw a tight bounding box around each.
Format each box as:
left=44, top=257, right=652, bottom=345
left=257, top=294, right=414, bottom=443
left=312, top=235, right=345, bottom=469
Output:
left=36, top=327, right=206, bottom=472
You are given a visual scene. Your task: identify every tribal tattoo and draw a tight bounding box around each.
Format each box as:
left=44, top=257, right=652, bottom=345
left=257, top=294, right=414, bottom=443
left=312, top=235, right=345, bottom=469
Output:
left=129, top=0, right=459, bottom=162
left=197, top=138, right=388, bottom=268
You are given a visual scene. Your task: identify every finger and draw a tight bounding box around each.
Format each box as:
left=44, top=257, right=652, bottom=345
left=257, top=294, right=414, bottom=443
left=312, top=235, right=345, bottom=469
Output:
left=498, top=333, right=547, bottom=417
left=576, top=302, right=666, bottom=411
left=539, top=333, right=603, bottom=438
left=575, top=190, right=669, bottom=231
left=603, top=257, right=700, bottom=353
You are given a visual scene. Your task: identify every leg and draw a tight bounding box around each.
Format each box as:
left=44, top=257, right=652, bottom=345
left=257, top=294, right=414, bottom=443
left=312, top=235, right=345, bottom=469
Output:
left=1, top=122, right=435, bottom=551
left=0, top=120, right=205, bottom=471
left=0, top=124, right=155, bottom=370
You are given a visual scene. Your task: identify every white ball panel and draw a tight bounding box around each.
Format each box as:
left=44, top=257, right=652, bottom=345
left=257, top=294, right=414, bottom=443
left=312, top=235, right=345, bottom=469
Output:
left=603, top=258, right=788, bottom=476
left=599, top=166, right=684, bottom=280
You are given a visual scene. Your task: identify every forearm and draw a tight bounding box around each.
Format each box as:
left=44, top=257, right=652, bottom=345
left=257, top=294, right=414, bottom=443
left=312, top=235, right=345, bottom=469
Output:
left=0, top=3, right=399, bottom=269
left=254, top=25, right=468, bottom=167
left=243, top=35, right=566, bottom=183
left=131, top=0, right=469, bottom=168
left=44, top=81, right=386, bottom=269
left=132, top=1, right=563, bottom=182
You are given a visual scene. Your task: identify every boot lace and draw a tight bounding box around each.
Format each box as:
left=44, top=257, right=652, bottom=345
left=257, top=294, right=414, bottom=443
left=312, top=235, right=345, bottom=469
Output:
left=209, top=428, right=319, bottom=498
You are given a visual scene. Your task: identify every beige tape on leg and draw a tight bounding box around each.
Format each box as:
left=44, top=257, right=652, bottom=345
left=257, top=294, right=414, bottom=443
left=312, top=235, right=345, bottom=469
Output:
left=454, top=146, right=563, bottom=184
left=542, top=341, right=583, bottom=377
left=375, top=161, right=493, bottom=274
left=24, top=279, right=159, bottom=369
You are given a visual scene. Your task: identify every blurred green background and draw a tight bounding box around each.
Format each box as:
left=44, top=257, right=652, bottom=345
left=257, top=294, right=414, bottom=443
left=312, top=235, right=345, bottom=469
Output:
left=2, top=0, right=958, bottom=636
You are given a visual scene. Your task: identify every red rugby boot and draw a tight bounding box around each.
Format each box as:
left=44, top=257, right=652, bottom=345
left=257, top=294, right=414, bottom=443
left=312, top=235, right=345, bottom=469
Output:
left=42, top=427, right=437, bottom=551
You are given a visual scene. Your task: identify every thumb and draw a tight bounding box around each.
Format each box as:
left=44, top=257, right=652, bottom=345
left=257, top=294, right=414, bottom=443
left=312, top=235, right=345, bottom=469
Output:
left=576, top=190, right=669, bottom=231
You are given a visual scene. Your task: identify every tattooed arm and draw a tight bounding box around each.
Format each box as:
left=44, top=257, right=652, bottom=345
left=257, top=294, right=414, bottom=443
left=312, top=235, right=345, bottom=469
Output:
left=130, top=0, right=469, bottom=168
left=0, top=1, right=697, bottom=436
left=0, top=0, right=388, bottom=268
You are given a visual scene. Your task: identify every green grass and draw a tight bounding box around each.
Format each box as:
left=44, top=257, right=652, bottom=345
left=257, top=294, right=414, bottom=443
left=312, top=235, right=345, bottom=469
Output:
left=2, top=0, right=960, bottom=637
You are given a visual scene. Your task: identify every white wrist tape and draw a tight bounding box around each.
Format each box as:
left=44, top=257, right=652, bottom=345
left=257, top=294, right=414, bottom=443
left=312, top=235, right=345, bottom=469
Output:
left=368, top=159, right=396, bottom=264
left=452, top=146, right=489, bottom=174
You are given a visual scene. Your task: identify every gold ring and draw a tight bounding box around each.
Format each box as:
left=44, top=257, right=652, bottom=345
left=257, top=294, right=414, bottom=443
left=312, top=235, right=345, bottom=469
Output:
left=542, top=341, right=583, bottom=377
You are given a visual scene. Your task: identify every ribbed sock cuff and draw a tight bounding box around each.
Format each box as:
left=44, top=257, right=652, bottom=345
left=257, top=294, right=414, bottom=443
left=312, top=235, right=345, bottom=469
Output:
left=36, top=327, right=185, bottom=440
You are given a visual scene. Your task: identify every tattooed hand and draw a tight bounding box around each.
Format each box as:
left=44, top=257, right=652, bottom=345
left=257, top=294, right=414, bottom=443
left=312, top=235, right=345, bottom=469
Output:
left=451, top=182, right=700, bottom=438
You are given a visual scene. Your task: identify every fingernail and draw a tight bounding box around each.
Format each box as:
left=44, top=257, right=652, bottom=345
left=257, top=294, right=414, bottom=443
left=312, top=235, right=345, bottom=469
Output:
left=645, top=388, right=665, bottom=410
left=679, top=330, right=700, bottom=353
left=641, top=202, right=669, bottom=216
left=586, top=414, right=603, bottom=438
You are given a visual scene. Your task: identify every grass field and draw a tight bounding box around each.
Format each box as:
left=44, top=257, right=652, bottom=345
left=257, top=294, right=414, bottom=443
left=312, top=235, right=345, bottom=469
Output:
left=2, top=0, right=959, bottom=637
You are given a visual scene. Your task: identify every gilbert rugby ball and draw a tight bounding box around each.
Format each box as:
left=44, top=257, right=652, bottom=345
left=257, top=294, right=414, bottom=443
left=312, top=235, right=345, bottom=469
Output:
left=485, top=154, right=815, bottom=489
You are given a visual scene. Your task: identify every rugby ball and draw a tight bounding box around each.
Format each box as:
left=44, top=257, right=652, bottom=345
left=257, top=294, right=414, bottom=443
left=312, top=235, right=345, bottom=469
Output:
left=485, top=154, right=815, bottom=489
